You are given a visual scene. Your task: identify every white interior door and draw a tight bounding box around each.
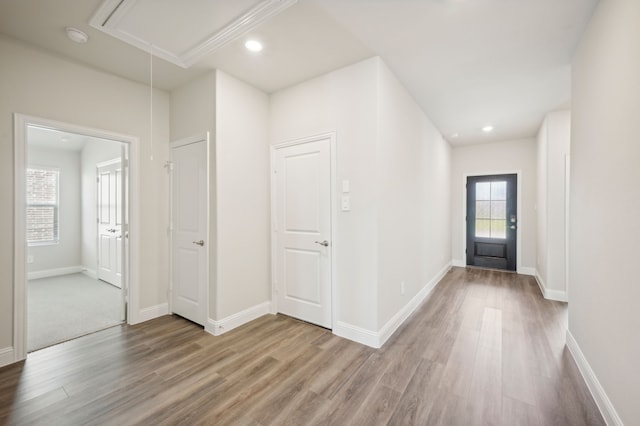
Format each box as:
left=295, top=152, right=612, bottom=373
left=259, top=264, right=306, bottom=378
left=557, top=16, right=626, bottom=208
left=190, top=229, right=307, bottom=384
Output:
left=97, top=159, right=122, bottom=288
left=274, top=137, right=332, bottom=328
left=170, top=137, right=208, bottom=326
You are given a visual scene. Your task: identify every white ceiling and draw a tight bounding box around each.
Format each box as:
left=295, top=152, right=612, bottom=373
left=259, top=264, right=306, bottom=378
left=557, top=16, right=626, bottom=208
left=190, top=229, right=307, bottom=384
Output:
left=0, top=0, right=598, bottom=145
left=28, top=125, right=117, bottom=151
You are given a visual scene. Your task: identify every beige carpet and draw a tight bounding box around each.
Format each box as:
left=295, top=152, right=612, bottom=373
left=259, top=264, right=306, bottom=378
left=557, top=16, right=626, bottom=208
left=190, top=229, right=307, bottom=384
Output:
left=28, top=273, right=123, bottom=352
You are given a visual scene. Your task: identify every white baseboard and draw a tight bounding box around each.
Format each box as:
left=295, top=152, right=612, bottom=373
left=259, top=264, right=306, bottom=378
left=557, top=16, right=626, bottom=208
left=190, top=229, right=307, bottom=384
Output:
left=205, top=301, right=272, bottom=336
left=138, top=303, right=169, bottom=323
left=334, top=262, right=452, bottom=349
left=333, top=321, right=380, bottom=348
left=566, top=330, right=623, bottom=426
left=377, top=261, right=452, bottom=347
left=518, top=266, right=536, bottom=276
left=28, top=265, right=84, bottom=280
left=452, top=259, right=465, bottom=267
left=0, top=346, right=15, bottom=368
left=81, top=267, right=98, bottom=280
left=534, top=272, right=568, bottom=302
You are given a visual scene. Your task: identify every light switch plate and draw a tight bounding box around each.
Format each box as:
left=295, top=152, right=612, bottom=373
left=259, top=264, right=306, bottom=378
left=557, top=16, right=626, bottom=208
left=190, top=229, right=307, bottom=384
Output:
left=342, top=180, right=350, bottom=193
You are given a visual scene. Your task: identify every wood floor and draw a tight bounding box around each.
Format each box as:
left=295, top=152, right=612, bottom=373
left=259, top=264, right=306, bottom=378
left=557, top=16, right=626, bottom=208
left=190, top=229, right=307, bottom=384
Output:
left=0, top=267, right=605, bottom=425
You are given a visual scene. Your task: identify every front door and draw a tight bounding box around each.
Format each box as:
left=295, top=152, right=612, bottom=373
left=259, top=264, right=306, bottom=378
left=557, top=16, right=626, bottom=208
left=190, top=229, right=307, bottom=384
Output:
left=97, top=159, right=122, bottom=287
left=466, top=174, right=517, bottom=271
left=170, top=137, right=208, bottom=326
left=274, top=136, right=332, bottom=328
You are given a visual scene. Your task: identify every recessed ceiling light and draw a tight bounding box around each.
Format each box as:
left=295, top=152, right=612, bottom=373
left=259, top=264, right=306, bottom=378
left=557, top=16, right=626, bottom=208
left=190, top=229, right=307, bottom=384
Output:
left=482, top=125, right=494, bottom=132
left=244, top=40, right=263, bottom=52
left=450, top=133, right=459, bottom=139
left=66, top=27, right=89, bottom=44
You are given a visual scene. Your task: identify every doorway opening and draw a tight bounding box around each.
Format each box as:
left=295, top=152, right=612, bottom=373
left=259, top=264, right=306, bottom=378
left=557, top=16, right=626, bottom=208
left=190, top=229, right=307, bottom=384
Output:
left=14, top=114, right=139, bottom=360
left=466, top=174, right=517, bottom=271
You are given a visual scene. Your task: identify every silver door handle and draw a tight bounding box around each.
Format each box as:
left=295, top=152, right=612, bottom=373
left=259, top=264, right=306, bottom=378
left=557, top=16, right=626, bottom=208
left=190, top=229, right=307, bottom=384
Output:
left=107, top=228, right=116, bottom=233
left=192, top=240, right=205, bottom=246
left=314, top=240, right=329, bottom=247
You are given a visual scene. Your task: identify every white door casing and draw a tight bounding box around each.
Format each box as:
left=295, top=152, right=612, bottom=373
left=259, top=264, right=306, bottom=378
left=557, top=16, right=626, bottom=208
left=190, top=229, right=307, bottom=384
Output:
left=273, top=136, right=333, bottom=329
left=13, top=114, right=139, bottom=364
left=170, top=135, right=209, bottom=326
left=97, top=159, right=122, bottom=288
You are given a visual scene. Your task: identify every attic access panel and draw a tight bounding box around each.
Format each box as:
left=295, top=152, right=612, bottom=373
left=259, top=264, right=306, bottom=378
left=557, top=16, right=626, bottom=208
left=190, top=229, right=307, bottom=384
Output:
left=90, top=0, right=297, bottom=68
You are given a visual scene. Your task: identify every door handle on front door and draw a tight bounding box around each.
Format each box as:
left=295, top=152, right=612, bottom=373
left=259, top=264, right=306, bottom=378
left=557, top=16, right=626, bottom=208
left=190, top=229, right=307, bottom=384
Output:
left=314, top=240, right=329, bottom=247
left=106, top=228, right=117, bottom=233
left=192, top=240, right=205, bottom=246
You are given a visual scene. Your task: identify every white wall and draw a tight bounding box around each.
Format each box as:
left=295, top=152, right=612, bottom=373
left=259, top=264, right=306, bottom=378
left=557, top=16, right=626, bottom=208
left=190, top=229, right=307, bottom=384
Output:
left=26, top=146, right=81, bottom=274
left=451, top=139, right=537, bottom=273
left=0, top=35, right=170, bottom=352
left=80, top=139, right=123, bottom=276
left=271, top=57, right=452, bottom=341
left=170, top=71, right=218, bottom=320
left=214, top=70, right=271, bottom=320
left=536, top=110, right=570, bottom=300
left=271, top=58, right=381, bottom=332
left=569, top=1, right=640, bottom=423
left=376, top=61, right=451, bottom=329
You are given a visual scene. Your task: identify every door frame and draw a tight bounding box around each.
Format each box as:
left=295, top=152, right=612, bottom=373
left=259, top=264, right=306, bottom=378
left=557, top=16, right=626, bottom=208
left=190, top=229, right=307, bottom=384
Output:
left=168, top=133, right=210, bottom=323
left=461, top=170, right=524, bottom=273
left=13, top=114, right=140, bottom=362
left=96, top=157, right=123, bottom=288
left=270, top=132, right=337, bottom=329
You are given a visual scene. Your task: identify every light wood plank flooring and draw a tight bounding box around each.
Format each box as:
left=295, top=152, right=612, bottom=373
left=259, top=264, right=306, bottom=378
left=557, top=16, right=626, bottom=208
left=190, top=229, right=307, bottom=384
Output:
left=0, top=267, right=605, bottom=425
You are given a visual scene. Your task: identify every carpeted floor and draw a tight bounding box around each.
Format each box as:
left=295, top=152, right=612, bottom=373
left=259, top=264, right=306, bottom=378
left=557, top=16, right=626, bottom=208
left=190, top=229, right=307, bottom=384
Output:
left=28, top=273, right=123, bottom=352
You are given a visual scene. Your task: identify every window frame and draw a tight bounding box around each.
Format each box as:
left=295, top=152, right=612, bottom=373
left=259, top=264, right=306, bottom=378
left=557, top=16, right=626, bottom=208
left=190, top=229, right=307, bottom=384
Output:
left=26, top=165, right=60, bottom=246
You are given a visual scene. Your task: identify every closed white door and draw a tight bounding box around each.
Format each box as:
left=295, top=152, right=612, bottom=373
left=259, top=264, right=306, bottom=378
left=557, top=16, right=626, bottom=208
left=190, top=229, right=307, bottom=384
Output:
left=171, top=137, right=208, bottom=326
left=274, top=137, right=332, bottom=328
left=97, top=160, right=122, bottom=288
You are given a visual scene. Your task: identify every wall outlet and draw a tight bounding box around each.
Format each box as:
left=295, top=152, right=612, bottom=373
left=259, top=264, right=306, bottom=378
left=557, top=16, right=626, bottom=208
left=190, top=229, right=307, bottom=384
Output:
left=27, top=255, right=34, bottom=264
left=400, top=281, right=405, bottom=295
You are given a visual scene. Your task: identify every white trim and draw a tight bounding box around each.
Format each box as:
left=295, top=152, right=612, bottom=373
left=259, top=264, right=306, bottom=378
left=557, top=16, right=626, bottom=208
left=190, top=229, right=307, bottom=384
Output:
left=14, top=114, right=141, bottom=364
left=566, top=331, right=623, bottom=426
left=0, top=347, right=15, bottom=368
left=333, top=321, right=380, bottom=348
left=461, top=170, right=523, bottom=272
left=534, top=271, right=568, bottom=302
left=377, top=261, right=452, bottom=347
left=270, top=132, right=337, bottom=329
left=452, top=259, right=465, bottom=267
left=27, top=266, right=84, bottom=280
left=82, top=268, right=98, bottom=280
left=334, top=262, right=452, bottom=349
left=90, top=0, right=298, bottom=68
left=518, top=267, right=536, bottom=276
left=205, top=301, right=272, bottom=336
left=168, top=133, right=211, bottom=326
left=138, top=303, right=169, bottom=323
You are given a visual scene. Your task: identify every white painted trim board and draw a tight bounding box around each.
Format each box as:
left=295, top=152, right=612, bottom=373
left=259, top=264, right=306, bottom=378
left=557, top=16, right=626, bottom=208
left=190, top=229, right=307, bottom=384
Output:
left=534, top=271, right=568, bottom=302
left=138, top=303, right=169, bottom=323
left=333, top=261, right=452, bottom=348
left=206, top=301, right=272, bottom=336
left=28, top=266, right=84, bottom=281
left=14, top=114, right=142, bottom=365
left=566, top=331, right=623, bottom=426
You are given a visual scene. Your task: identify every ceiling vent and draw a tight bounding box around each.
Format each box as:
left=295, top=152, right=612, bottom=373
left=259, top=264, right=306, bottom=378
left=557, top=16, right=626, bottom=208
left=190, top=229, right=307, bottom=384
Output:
left=90, top=0, right=297, bottom=68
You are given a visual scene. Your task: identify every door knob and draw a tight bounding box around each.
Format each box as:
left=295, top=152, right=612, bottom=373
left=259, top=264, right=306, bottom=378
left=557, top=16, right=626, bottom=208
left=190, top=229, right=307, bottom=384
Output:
left=314, top=240, right=329, bottom=247
left=106, top=228, right=116, bottom=233
left=192, top=240, right=205, bottom=246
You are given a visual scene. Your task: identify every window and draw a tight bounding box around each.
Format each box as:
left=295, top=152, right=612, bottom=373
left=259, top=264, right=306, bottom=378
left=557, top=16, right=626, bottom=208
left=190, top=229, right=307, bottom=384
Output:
left=475, top=180, right=507, bottom=239
left=26, top=167, right=60, bottom=245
